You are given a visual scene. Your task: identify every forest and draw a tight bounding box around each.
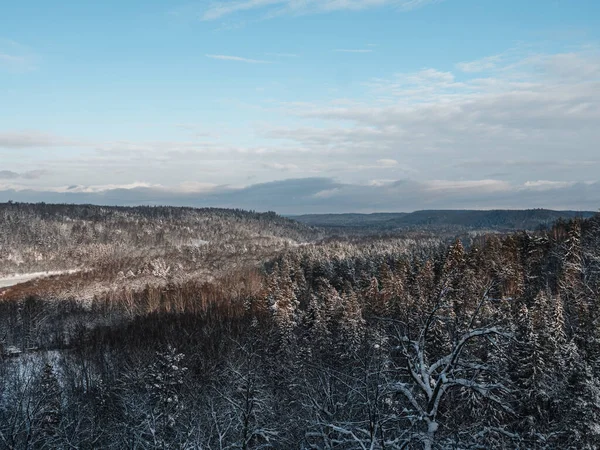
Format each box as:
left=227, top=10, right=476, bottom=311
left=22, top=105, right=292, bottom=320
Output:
left=1, top=203, right=599, bottom=449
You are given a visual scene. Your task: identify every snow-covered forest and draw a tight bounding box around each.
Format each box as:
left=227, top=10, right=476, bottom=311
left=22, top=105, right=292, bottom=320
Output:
left=0, top=203, right=319, bottom=301
left=1, top=203, right=600, bottom=449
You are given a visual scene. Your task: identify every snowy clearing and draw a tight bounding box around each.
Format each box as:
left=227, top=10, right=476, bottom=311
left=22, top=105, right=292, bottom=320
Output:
left=0, top=270, right=78, bottom=288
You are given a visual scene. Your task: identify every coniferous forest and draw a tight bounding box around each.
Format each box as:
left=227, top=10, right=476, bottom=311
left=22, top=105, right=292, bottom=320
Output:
left=1, top=203, right=599, bottom=449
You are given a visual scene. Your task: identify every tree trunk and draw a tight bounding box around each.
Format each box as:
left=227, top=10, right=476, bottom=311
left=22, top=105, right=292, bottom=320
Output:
left=424, top=420, right=438, bottom=450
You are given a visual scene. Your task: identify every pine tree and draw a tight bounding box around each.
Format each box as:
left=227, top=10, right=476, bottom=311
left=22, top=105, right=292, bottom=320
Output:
left=145, top=346, right=188, bottom=448
left=339, top=281, right=365, bottom=351
left=555, top=341, right=600, bottom=449
left=32, top=362, right=62, bottom=445
left=510, top=303, right=550, bottom=443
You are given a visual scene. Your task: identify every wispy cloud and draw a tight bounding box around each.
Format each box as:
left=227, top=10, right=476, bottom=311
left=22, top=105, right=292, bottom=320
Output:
left=201, top=0, right=443, bottom=21
left=262, top=162, right=299, bottom=171
left=206, top=54, right=270, bottom=63
left=0, top=53, right=27, bottom=66
left=334, top=49, right=373, bottom=53
left=202, top=0, right=282, bottom=21
left=376, top=159, right=398, bottom=167
left=456, top=54, right=502, bottom=73
left=266, top=52, right=299, bottom=58
left=0, top=39, right=36, bottom=71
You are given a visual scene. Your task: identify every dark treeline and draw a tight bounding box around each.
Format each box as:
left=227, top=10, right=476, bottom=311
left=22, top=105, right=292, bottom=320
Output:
left=293, top=209, right=596, bottom=233
left=1, top=214, right=600, bottom=448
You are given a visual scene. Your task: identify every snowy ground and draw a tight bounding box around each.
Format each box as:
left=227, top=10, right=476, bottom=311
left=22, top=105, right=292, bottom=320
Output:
left=0, top=270, right=78, bottom=288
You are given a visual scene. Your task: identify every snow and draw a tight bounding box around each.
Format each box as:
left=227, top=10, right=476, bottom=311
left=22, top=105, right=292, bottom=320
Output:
left=189, top=238, right=210, bottom=246
left=428, top=422, right=439, bottom=433
left=0, top=270, right=79, bottom=288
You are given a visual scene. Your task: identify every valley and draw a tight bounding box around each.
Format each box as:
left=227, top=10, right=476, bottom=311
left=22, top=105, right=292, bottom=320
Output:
left=1, top=202, right=599, bottom=448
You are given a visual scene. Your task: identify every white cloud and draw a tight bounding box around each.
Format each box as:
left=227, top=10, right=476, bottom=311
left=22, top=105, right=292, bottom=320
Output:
left=176, top=181, right=219, bottom=193
left=368, top=179, right=396, bottom=186
left=313, top=187, right=342, bottom=198
left=205, top=54, right=270, bottom=63
left=1, top=181, right=221, bottom=194
left=523, top=180, right=577, bottom=190
left=376, top=159, right=398, bottom=167
left=263, top=162, right=299, bottom=170
left=265, top=48, right=600, bottom=186
left=425, top=179, right=511, bottom=192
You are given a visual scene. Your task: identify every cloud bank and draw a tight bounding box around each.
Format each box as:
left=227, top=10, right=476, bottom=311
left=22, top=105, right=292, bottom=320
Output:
left=1, top=177, right=598, bottom=214
left=0, top=170, right=47, bottom=180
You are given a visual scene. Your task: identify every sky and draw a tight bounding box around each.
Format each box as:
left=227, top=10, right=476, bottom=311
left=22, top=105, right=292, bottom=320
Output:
left=1, top=0, right=600, bottom=213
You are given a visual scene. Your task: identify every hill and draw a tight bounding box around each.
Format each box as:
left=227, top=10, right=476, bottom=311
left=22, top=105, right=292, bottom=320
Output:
left=292, top=208, right=597, bottom=232
left=0, top=202, right=319, bottom=299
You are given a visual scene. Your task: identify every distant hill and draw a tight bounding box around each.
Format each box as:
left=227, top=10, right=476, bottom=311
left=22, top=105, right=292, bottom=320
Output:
left=288, top=212, right=409, bottom=228
left=291, top=209, right=598, bottom=232
left=0, top=202, right=318, bottom=278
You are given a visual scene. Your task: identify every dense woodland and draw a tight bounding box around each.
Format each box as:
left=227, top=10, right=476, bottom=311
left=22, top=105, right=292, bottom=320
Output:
left=1, top=203, right=600, bottom=449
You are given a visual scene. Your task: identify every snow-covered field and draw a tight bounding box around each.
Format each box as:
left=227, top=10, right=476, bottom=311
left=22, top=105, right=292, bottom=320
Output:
left=0, top=270, right=77, bottom=288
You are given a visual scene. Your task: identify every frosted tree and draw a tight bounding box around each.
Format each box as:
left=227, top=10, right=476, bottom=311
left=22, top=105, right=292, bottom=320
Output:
left=385, top=289, right=512, bottom=449
left=143, top=345, right=188, bottom=448
left=555, top=341, right=600, bottom=448
left=213, top=347, right=279, bottom=450
left=303, top=338, right=397, bottom=450
left=339, top=282, right=365, bottom=351
left=38, top=362, right=62, bottom=437
left=509, top=301, right=554, bottom=444
left=265, top=260, right=300, bottom=349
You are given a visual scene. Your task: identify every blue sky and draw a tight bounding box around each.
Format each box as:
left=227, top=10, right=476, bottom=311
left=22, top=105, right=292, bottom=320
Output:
left=1, top=0, right=600, bottom=212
